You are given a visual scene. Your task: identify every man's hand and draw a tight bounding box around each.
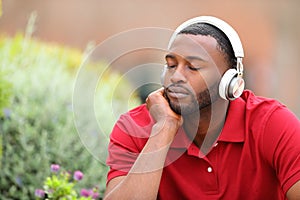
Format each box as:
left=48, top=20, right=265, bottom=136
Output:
left=146, top=88, right=183, bottom=128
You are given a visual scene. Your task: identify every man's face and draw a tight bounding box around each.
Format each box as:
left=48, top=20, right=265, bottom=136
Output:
left=163, top=34, right=228, bottom=115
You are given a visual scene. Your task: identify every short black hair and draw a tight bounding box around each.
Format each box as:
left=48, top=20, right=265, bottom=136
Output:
left=178, top=23, right=236, bottom=68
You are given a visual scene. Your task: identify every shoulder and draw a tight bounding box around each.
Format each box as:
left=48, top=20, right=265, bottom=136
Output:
left=241, top=90, right=284, bottom=114
left=110, top=104, right=154, bottom=149
left=242, top=91, right=300, bottom=164
left=234, top=90, right=300, bottom=154
left=227, top=90, right=290, bottom=133
left=261, top=103, right=300, bottom=156
left=240, top=90, right=299, bottom=135
left=116, top=104, right=154, bottom=130
left=240, top=90, right=291, bottom=125
left=127, top=104, right=153, bottom=126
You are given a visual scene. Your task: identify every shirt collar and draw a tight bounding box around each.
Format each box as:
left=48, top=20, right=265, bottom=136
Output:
left=218, top=97, right=245, bottom=142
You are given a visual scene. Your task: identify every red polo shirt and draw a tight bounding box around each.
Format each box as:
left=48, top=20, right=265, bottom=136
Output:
left=106, top=90, right=300, bottom=199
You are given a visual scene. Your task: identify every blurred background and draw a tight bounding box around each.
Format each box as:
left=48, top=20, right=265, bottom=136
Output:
left=1, top=0, right=299, bottom=116
left=0, top=0, right=299, bottom=199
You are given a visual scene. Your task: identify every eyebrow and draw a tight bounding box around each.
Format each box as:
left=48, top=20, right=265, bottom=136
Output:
left=185, top=56, right=207, bottom=62
left=165, top=54, right=207, bottom=62
left=165, top=54, right=176, bottom=60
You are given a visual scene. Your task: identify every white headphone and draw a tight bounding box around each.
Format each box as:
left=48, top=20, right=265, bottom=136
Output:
left=167, top=16, right=245, bottom=101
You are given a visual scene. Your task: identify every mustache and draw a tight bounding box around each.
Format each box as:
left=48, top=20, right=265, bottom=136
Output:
left=164, top=83, right=194, bottom=95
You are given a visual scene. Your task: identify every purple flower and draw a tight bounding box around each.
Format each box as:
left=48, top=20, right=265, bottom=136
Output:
left=50, top=164, right=60, bottom=173
left=92, top=191, right=99, bottom=199
left=80, top=188, right=99, bottom=199
left=15, top=176, right=22, bottom=186
left=35, top=189, right=45, bottom=198
left=73, top=170, right=83, bottom=181
left=80, top=188, right=93, bottom=197
left=3, top=108, right=11, bottom=118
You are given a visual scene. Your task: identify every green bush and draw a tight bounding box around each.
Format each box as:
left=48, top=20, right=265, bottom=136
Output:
left=0, top=71, right=11, bottom=116
left=0, top=35, right=140, bottom=199
left=0, top=67, right=12, bottom=166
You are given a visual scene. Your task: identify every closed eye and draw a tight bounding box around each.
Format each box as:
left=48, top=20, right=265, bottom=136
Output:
left=188, top=66, right=201, bottom=71
left=166, top=64, right=177, bottom=69
left=188, top=65, right=201, bottom=71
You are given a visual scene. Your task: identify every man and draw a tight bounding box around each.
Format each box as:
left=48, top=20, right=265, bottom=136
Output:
left=104, top=16, right=300, bottom=199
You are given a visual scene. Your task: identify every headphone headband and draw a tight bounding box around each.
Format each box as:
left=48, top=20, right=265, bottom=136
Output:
left=167, top=16, right=244, bottom=58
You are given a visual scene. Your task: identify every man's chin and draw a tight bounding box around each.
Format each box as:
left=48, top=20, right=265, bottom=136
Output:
left=169, top=101, right=199, bottom=116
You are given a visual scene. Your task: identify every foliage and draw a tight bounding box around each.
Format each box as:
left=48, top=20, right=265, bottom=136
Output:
left=0, top=67, right=12, bottom=165
left=35, top=164, right=99, bottom=200
left=0, top=34, right=140, bottom=199
left=0, top=72, right=11, bottom=116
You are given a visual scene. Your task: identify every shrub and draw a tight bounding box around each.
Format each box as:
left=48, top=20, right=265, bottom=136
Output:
left=0, top=70, right=11, bottom=116
left=0, top=67, right=12, bottom=167
left=0, top=35, right=140, bottom=199
left=35, top=164, right=99, bottom=200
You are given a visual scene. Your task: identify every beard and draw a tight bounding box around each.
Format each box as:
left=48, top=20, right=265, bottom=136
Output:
left=164, top=82, right=219, bottom=116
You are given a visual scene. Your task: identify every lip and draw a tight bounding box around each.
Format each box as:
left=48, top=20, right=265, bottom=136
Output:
left=168, top=92, right=189, bottom=99
left=167, top=86, right=190, bottom=99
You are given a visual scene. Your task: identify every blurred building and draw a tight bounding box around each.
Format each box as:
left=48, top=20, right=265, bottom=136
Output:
left=0, top=0, right=299, bottom=116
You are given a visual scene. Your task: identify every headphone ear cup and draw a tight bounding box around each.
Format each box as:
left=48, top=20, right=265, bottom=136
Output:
left=227, top=76, right=245, bottom=100
left=219, top=69, right=244, bottom=100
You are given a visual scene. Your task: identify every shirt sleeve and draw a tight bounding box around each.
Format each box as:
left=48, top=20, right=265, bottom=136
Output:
left=262, top=106, right=300, bottom=194
left=106, top=114, right=149, bottom=184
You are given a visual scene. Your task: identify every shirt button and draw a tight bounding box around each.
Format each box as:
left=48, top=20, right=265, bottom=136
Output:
left=207, top=167, right=213, bottom=173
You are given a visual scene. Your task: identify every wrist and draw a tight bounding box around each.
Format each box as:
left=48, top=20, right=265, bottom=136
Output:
left=157, top=116, right=182, bottom=128
left=151, top=117, right=181, bottom=138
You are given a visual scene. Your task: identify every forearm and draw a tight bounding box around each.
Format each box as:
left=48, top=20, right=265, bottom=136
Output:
left=104, top=120, right=178, bottom=200
left=287, top=180, right=300, bottom=200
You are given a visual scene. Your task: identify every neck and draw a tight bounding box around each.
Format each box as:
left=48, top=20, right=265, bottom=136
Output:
left=183, top=98, right=229, bottom=153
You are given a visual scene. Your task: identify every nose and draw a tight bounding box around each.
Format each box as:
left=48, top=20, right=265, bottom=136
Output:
left=170, top=66, right=187, bottom=84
